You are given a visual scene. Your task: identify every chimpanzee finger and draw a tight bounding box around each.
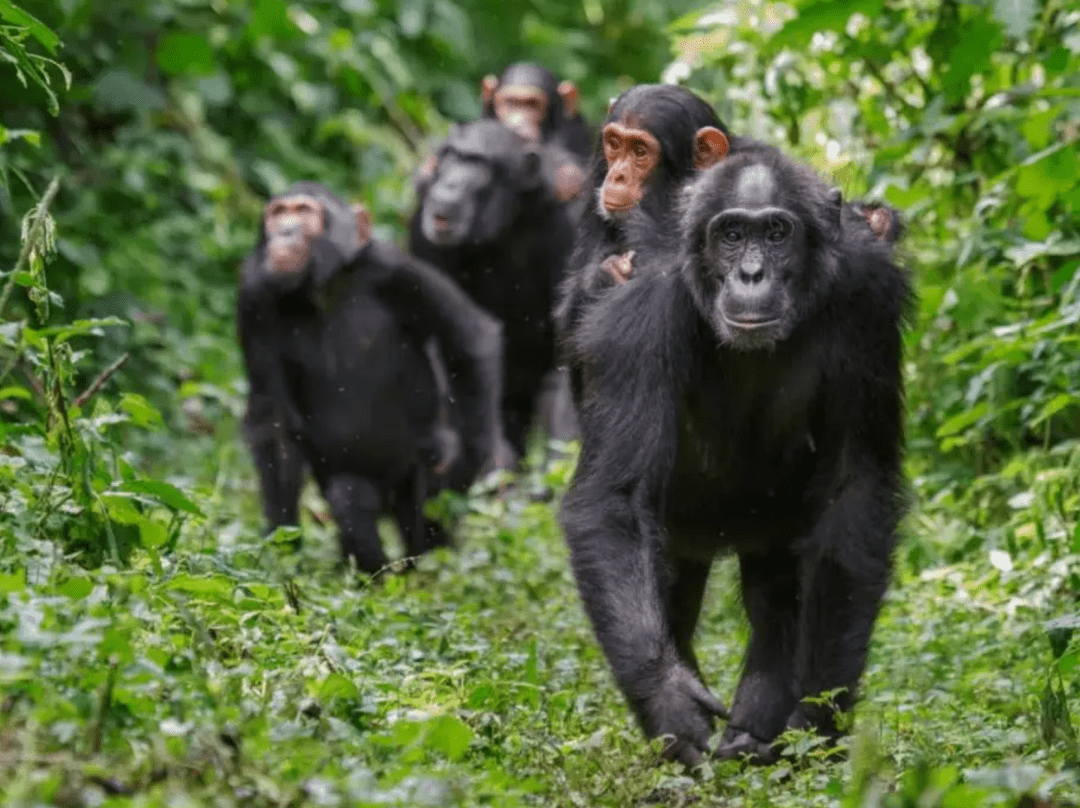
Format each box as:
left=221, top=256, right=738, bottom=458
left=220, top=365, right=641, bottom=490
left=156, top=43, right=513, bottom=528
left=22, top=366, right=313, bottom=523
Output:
left=660, top=734, right=705, bottom=767
left=682, top=674, right=729, bottom=719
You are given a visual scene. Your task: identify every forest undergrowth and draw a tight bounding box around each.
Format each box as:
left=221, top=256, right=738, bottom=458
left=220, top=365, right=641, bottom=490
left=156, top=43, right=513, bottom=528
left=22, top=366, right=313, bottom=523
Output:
left=2, top=0, right=1080, bottom=805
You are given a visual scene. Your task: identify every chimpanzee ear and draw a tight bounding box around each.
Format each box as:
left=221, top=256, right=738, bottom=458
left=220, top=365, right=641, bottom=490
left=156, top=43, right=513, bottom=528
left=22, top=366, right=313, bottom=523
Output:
left=694, top=126, right=729, bottom=170
left=606, top=96, right=617, bottom=116
left=481, top=74, right=499, bottom=105
left=353, top=203, right=372, bottom=247
left=558, top=81, right=580, bottom=117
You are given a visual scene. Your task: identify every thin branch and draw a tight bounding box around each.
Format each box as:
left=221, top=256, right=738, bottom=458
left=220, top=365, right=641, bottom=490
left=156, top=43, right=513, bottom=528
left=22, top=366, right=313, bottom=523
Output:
left=74, top=353, right=129, bottom=408
left=0, top=174, right=61, bottom=322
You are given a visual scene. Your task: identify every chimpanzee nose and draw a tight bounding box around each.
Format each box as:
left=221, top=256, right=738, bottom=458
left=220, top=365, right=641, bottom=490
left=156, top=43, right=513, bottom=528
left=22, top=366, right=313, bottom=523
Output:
left=736, top=246, right=765, bottom=285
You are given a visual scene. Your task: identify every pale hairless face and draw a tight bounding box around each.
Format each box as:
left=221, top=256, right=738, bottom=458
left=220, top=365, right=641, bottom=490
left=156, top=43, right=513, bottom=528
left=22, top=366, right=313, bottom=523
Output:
left=263, top=195, right=324, bottom=273
left=493, top=84, right=548, bottom=142
left=599, top=120, right=661, bottom=215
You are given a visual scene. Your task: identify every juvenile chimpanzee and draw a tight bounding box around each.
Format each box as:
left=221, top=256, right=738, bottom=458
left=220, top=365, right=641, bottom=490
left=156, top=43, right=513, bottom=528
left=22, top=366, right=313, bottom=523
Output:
left=559, top=150, right=911, bottom=766
left=481, top=62, right=593, bottom=164
left=409, top=121, right=577, bottom=456
left=554, top=84, right=731, bottom=352
left=239, top=182, right=506, bottom=573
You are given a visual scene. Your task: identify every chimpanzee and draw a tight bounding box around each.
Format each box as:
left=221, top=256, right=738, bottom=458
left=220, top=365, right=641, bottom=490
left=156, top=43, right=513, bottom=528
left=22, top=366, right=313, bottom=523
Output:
left=555, top=84, right=901, bottom=359
left=239, top=181, right=506, bottom=573
left=481, top=62, right=593, bottom=164
left=554, top=84, right=731, bottom=354
left=416, top=63, right=590, bottom=208
left=409, top=120, right=577, bottom=456
left=559, top=149, right=911, bottom=766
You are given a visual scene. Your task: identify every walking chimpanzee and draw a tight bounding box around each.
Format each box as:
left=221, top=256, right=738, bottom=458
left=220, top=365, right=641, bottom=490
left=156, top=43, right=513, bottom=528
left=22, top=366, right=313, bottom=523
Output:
left=239, top=181, right=506, bottom=573
left=409, top=121, right=577, bottom=457
left=560, top=149, right=911, bottom=765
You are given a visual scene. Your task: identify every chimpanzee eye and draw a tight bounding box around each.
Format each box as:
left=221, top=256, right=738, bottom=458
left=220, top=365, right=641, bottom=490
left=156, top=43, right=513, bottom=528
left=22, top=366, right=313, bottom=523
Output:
left=633, top=143, right=647, bottom=157
left=723, top=228, right=742, bottom=244
left=767, top=221, right=791, bottom=243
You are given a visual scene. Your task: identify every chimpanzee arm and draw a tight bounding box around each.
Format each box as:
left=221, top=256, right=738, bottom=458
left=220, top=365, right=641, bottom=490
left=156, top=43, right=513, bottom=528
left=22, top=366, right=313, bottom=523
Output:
left=368, top=242, right=506, bottom=475
left=560, top=275, right=725, bottom=765
left=237, top=275, right=305, bottom=530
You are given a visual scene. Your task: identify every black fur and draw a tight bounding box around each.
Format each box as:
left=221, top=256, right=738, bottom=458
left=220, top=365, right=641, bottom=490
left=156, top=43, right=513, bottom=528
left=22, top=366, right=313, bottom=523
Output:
left=239, top=182, right=505, bottom=573
left=559, top=151, right=911, bottom=766
left=409, top=120, right=576, bottom=455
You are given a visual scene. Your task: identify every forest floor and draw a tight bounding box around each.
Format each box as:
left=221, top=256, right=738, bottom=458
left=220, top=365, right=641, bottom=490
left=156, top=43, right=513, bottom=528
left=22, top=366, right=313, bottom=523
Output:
left=1, top=423, right=1078, bottom=808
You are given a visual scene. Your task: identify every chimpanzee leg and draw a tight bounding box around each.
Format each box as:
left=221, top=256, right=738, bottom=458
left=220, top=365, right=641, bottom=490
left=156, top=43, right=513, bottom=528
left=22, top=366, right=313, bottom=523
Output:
left=787, top=480, right=895, bottom=738
left=393, top=466, right=450, bottom=559
left=715, top=549, right=800, bottom=763
left=244, top=412, right=304, bottom=532
left=321, top=474, right=388, bottom=574
left=667, top=557, right=713, bottom=677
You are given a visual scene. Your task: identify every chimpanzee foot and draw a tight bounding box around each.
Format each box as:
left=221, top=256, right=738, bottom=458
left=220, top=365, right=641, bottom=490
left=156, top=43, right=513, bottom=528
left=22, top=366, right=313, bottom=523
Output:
left=713, top=727, right=779, bottom=765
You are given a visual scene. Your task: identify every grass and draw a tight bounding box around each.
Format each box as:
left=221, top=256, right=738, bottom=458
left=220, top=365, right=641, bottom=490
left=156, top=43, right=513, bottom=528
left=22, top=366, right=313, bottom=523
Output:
left=1, top=424, right=1079, bottom=807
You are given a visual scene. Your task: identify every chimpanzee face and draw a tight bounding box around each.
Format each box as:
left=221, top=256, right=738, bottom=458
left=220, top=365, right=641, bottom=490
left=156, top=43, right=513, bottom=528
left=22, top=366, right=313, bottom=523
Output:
left=419, top=121, right=542, bottom=248
left=480, top=65, right=579, bottom=146
left=258, top=187, right=370, bottom=291
left=263, top=194, right=324, bottom=275
left=493, top=84, right=548, bottom=142
left=684, top=163, right=813, bottom=351
left=598, top=120, right=661, bottom=219
left=596, top=115, right=729, bottom=223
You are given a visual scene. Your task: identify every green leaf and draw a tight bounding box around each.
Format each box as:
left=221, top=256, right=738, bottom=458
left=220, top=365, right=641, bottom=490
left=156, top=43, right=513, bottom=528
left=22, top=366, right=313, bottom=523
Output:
left=139, top=518, right=169, bottom=549
left=425, top=714, right=473, bottom=761
left=935, top=403, right=989, bottom=438
left=0, top=569, right=26, bottom=593
left=168, top=574, right=235, bottom=598
left=0, top=0, right=60, bottom=54
left=37, top=317, right=127, bottom=342
left=0, top=386, right=32, bottom=401
left=121, top=480, right=203, bottom=516
left=771, top=0, right=883, bottom=49
left=59, top=577, right=93, bottom=599
left=318, top=673, right=359, bottom=700
left=118, top=393, right=164, bottom=429
left=156, top=33, right=217, bottom=76
left=1031, top=394, right=1077, bottom=426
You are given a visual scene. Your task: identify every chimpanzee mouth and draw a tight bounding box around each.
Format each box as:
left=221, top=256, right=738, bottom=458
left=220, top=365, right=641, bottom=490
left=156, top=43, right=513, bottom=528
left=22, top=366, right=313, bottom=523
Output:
left=722, top=313, right=781, bottom=331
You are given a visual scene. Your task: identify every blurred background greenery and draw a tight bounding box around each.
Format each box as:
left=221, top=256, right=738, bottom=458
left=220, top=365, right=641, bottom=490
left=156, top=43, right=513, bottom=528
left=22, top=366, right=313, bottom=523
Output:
left=1, top=0, right=1079, bottom=804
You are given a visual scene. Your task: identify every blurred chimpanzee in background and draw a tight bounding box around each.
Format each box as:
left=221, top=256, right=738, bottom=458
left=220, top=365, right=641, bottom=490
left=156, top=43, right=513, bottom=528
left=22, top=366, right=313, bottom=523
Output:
left=481, top=62, right=593, bottom=165
left=409, top=121, right=577, bottom=460
left=238, top=181, right=506, bottom=573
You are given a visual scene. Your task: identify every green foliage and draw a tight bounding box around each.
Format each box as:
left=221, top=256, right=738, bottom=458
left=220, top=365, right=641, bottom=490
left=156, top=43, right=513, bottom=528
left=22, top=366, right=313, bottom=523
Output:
left=1, top=0, right=1080, bottom=805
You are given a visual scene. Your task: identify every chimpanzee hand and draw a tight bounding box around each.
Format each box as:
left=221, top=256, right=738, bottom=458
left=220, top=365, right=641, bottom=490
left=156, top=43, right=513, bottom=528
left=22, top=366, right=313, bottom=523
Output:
left=640, top=662, right=728, bottom=766
left=601, top=250, right=635, bottom=284
left=713, top=726, right=779, bottom=765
